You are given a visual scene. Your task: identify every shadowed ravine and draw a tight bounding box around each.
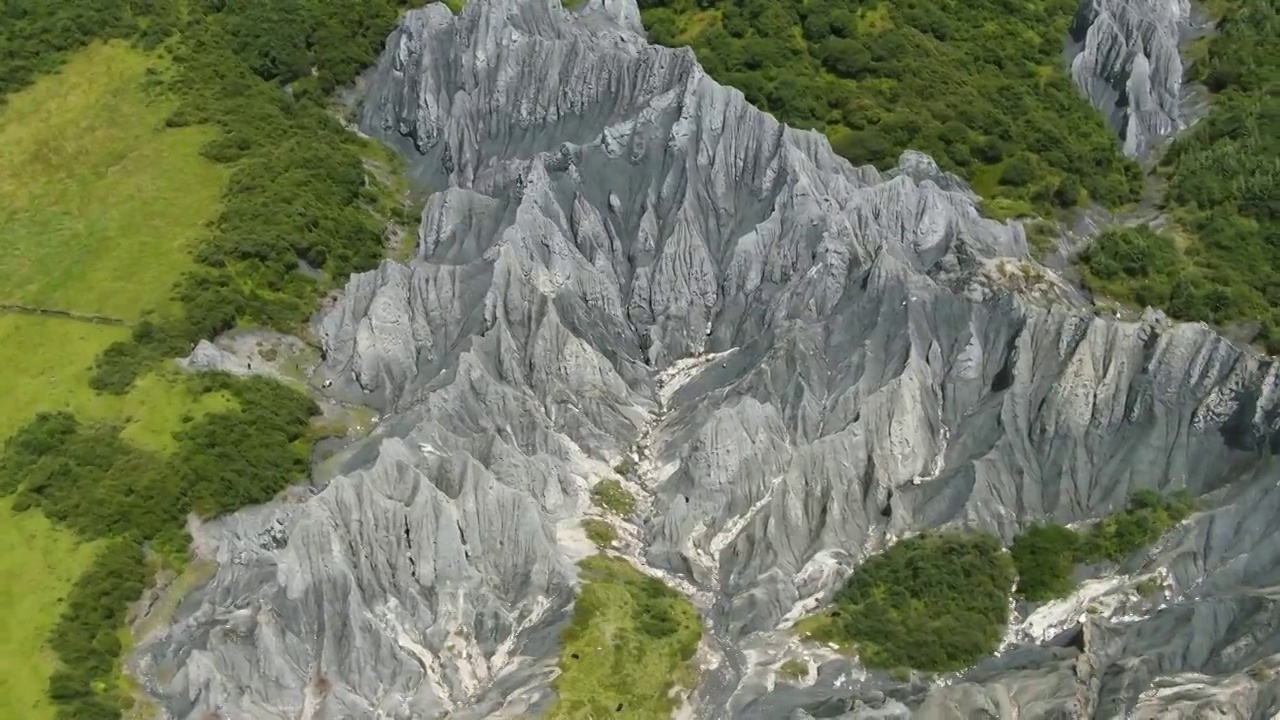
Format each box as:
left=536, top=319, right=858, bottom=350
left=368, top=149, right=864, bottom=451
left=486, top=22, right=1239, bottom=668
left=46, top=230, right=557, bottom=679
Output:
left=134, top=0, right=1280, bottom=718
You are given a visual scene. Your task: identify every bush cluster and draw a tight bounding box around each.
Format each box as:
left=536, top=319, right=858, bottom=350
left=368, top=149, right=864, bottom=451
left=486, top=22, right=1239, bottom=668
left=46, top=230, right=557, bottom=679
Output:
left=1011, top=490, right=1195, bottom=602
left=638, top=0, right=1143, bottom=216
left=45, top=541, right=146, bottom=720
left=799, top=532, right=1015, bottom=672
left=3, top=0, right=406, bottom=714
left=0, top=0, right=135, bottom=100
left=89, top=0, right=406, bottom=393
left=1079, top=0, right=1279, bottom=350
left=0, top=375, right=319, bottom=718
left=591, top=479, right=637, bottom=516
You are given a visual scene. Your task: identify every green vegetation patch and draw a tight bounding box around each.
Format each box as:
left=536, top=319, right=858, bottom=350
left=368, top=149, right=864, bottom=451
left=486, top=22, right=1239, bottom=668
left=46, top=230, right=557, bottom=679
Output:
left=796, top=532, right=1014, bottom=672
left=1078, top=0, right=1279, bottom=351
left=0, top=43, right=226, bottom=319
left=0, top=0, right=416, bottom=718
left=582, top=518, right=619, bottom=549
left=86, top=0, right=407, bottom=393
left=0, top=374, right=320, bottom=718
left=0, top=39, right=234, bottom=720
left=638, top=0, right=1142, bottom=215
left=591, top=479, right=637, bottom=516
left=547, top=555, right=703, bottom=719
left=778, top=658, right=808, bottom=680
left=0, top=498, right=101, bottom=720
left=1011, top=490, right=1195, bottom=602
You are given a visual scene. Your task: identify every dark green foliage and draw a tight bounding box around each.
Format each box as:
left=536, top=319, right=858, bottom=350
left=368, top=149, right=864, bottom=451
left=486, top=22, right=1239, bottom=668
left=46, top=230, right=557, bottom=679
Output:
left=1011, top=491, right=1196, bottom=602
left=89, top=0, right=405, bottom=393
left=177, top=375, right=318, bottom=516
left=802, top=533, right=1015, bottom=671
left=2, top=414, right=181, bottom=541
left=0, top=0, right=134, bottom=101
left=1010, top=524, right=1082, bottom=602
left=44, top=541, right=146, bottom=720
left=1079, top=0, right=1280, bottom=350
left=0, top=376, right=319, bottom=719
left=1, top=375, right=318, bottom=542
left=591, top=479, right=637, bottom=516
left=1078, top=226, right=1184, bottom=311
left=638, top=0, right=1143, bottom=213
left=1079, top=490, right=1196, bottom=562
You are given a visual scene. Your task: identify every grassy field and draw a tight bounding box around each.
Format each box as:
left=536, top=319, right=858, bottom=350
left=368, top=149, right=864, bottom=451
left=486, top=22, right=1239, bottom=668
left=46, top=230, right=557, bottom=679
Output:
left=0, top=42, right=226, bottom=319
left=0, top=498, right=100, bottom=720
left=0, top=42, right=228, bottom=720
left=547, top=555, right=702, bottom=718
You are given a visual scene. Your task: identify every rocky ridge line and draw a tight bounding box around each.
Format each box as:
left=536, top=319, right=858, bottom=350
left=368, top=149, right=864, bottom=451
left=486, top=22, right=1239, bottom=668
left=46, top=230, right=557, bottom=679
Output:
left=137, top=1, right=1280, bottom=718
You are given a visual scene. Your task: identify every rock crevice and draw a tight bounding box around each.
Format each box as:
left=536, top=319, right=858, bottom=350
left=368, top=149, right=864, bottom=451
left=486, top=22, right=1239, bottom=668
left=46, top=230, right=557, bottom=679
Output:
left=138, top=1, right=1280, bottom=718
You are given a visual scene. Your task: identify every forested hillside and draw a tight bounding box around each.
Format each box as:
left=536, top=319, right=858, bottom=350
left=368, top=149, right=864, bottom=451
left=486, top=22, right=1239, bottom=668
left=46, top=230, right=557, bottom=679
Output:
left=1080, top=0, right=1279, bottom=351
left=638, top=0, right=1144, bottom=218
left=639, top=0, right=1278, bottom=353
left=0, top=2, right=409, bottom=718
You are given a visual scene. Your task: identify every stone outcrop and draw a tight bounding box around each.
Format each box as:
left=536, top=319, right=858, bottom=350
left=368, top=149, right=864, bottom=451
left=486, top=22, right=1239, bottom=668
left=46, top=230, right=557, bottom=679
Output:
left=1068, top=0, right=1204, bottom=160
left=137, top=1, right=1280, bottom=718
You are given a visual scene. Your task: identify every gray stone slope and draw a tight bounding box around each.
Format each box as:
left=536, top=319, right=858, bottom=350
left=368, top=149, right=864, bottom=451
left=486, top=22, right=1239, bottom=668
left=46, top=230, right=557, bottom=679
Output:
left=138, top=0, right=1280, bottom=718
left=1069, top=0, right=1208, bottom=160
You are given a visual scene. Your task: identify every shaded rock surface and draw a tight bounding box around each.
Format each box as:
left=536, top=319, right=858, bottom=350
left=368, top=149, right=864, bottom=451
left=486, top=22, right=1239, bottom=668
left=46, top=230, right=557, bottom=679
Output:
left=137, top=0, right=1280, bottom=718
left=1068, top=0, right=1209, bottom=160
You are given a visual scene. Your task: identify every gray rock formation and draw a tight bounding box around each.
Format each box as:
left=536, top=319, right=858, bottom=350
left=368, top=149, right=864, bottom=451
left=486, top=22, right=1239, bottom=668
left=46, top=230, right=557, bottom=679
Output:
left=1068, top=0, right=1206, bottom=160
left=137, top=0, right=1280, bottom=718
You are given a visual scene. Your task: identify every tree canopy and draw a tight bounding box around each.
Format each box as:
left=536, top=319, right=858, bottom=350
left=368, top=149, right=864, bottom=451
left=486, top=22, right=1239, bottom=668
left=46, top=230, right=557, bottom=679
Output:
left=638, top=0, right=1143, bottom=218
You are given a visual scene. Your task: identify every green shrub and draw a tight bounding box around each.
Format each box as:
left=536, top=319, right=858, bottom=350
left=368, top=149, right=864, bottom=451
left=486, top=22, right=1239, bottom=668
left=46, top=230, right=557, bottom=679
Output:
left=796, top=532, right=1014, bottom=671
left=1078, top=0, right=1279, bottom=351
left=591, top=479, right=637, bottom=516
left=548, top=556, right=702, bottom=718
left=582, top=519, right=618, bottom=549
left=779, top=659, right=808, bottom=680
left=638, top=0, right=1143, bottom=214
left=1010, top=491, right=1196, bottom=602
left=1010, top=524, right=1082, bottom=602
left=42, top=540, right=146, bottom=720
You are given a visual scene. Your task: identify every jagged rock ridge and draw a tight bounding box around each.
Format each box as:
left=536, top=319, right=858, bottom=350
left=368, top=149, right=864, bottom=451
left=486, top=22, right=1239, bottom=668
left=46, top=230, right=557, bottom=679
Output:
left=138, top=1, right=1280, bottom=718
left=1068, top=0, right=1206, bottom=160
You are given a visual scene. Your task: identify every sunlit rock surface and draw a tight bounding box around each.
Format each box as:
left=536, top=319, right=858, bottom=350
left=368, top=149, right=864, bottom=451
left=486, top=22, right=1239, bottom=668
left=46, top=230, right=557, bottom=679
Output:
left=1068, top=0, right=1200, bottom=159
left=138, top=1, right=1280, bottom=718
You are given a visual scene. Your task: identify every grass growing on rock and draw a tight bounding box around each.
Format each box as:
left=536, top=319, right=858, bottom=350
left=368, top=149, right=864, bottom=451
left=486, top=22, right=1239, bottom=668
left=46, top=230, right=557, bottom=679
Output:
left=795, top=532, right=1014, bottom=672
left=590, top=479, right=637, bottom=516
left=1011, top=490, right=1195, bottom=602
left=547, top=555, right=702, bottom=719
left=582, top=519, right=618, bottom=549
left=778, top=659, right=808, bottom=680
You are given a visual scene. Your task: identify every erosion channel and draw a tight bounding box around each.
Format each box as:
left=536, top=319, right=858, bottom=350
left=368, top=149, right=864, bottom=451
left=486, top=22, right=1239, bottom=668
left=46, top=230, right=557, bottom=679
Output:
left=134, top=0, right=1280, bottom=718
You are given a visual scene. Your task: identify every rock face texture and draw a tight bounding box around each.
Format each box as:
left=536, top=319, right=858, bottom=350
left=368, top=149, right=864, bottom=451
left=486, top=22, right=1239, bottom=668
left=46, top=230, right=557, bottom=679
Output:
left=137, top=0, right=1280, bottom=718
left=1068, top=0, right=1202, bottom=160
